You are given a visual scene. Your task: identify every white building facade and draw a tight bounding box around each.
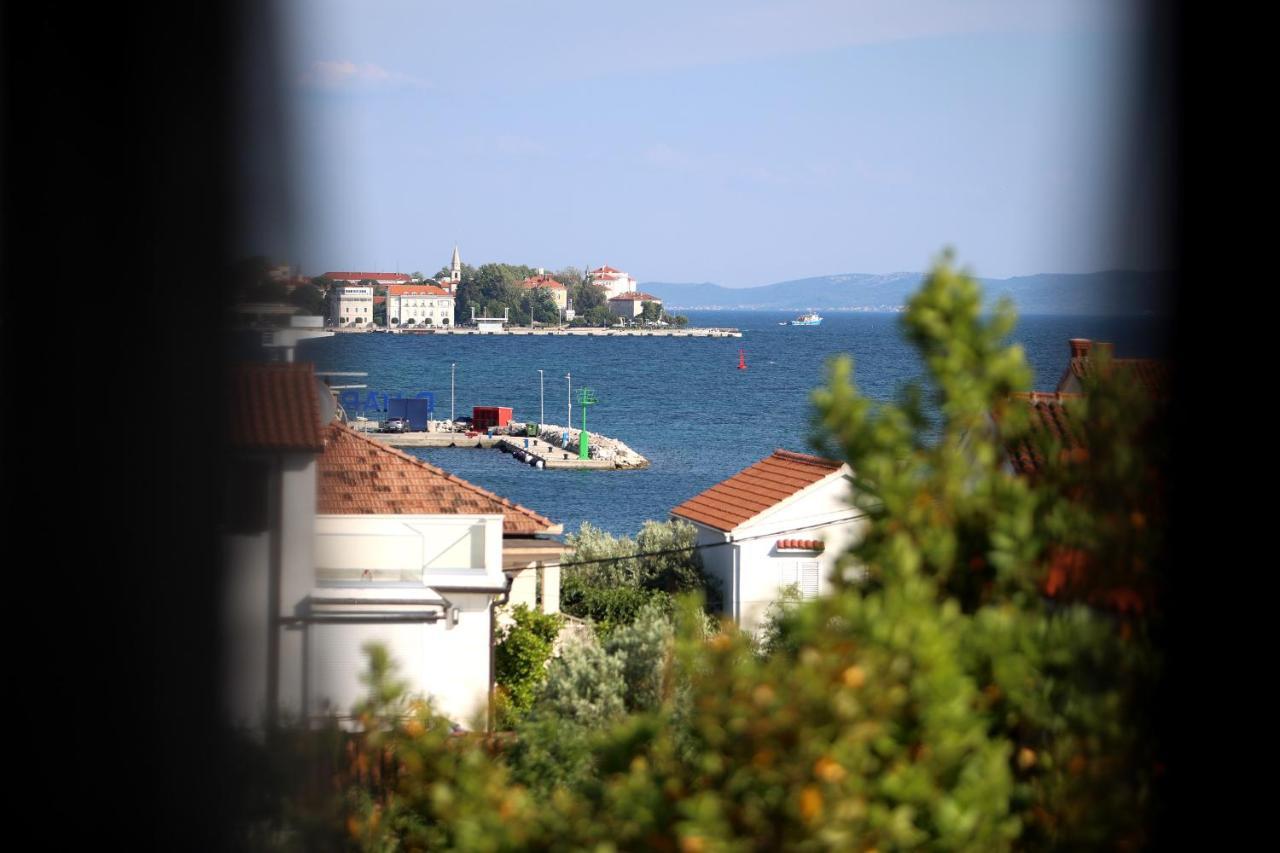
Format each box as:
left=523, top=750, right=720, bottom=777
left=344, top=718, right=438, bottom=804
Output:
left=589, top=265, right=638, bottom=299
left=608, top=292, right=661, bottom=319
left=328, top=285, right=374, bottom=327
left=672, top=450, right=867, bottom=635
left=387, top=284, right=455, bottom=328
left=223, top=364, right=565, bottom=731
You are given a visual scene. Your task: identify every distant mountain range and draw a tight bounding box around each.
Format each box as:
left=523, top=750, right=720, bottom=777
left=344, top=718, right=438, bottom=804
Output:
left=639, top=271, right=1169, bottom=315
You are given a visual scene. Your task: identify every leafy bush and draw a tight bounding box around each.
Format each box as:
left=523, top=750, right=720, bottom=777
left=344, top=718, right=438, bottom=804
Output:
left=493, top=604, right=563, bottom=724
left=560, top=519, right=720, bottom=633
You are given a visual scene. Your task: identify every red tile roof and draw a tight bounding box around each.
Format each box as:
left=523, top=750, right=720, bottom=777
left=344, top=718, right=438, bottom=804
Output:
left=323, top=272, right=413, bottom=283
left=590, top=265, right=624, bottom=275
left=386, top=284, right=452, bottom=297
left=776, top=539, right=825, bottom=552
left=518, top=275, right=567, bottom=290
left=317, top=422, right=560, bottom=535
left=608, top=291, right=660, bottom=302
left=1058, top=357, right=1169, bottom=397
left=999, top=392, right=1086, bottom=476
left=672, top=450, right=845, bottom=532
left=228, top=362, right=327, bottom=453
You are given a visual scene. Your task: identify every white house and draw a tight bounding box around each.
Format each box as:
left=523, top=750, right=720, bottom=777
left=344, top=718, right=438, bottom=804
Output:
left=589, top=264, right=637, bottom=299
left=223, top=362, right=564, bottom=731
left=671, top=449, right=867, bottom=635
left=327, top=284, right=374, bottom=327
left=386, top=283, right=455, bottom=329
left=607, top=291, right=661, bottom=320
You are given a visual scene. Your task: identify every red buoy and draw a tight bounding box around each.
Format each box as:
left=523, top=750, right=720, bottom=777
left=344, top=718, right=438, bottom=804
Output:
left=738, top=348, right=747, bottom=370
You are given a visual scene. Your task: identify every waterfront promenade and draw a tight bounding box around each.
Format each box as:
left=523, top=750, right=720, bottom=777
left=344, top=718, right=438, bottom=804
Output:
left=332, top=326, right=741, bottom=338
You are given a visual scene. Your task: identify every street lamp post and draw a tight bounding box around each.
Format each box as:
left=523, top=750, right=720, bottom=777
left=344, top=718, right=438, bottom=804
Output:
left=565, top=372, right=571, bottom=448
left=451, top=363, right=456, bottom=423
left=538, top=369, right=544, bottom=431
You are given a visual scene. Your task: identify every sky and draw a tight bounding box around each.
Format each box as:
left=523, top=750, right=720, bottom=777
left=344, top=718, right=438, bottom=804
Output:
left=270, top=0, right=1158, bottom=287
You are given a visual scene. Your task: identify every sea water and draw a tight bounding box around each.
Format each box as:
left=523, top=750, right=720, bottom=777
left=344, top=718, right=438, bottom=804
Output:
left=300, top=311, right=1165, bottom=536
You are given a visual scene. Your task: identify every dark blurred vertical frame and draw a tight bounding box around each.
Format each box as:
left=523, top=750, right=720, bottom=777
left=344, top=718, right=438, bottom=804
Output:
left=1127, top=1, right=1190, bottom=847
left=0, top=1, right=290, bottom=846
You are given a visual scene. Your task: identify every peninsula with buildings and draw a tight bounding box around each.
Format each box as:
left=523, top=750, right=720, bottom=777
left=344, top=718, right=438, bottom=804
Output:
left=231, top=247, right=739, bottom=336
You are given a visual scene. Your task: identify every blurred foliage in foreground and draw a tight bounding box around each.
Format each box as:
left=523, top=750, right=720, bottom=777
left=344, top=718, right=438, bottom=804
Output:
left=234, top=253, right=1164, bottom=850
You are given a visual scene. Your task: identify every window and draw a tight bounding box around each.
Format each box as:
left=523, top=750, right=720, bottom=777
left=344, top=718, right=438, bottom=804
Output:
left=798, top=561, right=820, bottom=599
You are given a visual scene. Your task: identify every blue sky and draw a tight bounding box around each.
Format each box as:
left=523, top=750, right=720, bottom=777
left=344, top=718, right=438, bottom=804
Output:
left=277, top=1, right=1152, bottom=286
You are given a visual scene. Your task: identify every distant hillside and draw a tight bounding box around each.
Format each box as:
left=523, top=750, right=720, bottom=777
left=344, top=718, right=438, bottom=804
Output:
left=641, top=271, right=1169, bottom=315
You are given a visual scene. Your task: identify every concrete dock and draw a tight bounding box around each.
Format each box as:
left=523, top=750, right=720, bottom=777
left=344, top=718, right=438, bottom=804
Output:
left=355, top=425, right=645, bottom=470
left=495, top=437, right=615, bottom=470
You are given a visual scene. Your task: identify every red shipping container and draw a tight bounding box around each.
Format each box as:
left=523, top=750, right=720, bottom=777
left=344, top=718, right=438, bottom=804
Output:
left=472, top=406, right=513, bottom=430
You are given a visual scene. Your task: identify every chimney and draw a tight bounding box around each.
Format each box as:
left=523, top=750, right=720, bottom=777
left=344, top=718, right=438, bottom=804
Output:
left=1068, top=338, right=1092, bottom=359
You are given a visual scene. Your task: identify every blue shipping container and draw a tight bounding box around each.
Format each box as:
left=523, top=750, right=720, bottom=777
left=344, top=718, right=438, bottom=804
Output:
left=388, top=396, right=433, bottom=431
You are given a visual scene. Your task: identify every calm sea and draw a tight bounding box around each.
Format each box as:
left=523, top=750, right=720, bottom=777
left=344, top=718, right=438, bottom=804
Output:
left=300, top=312, right=1165, bottom=536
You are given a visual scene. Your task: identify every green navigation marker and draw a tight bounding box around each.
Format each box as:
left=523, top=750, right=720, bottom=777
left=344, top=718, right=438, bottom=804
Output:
left=577, top=387, right=598, bottom=460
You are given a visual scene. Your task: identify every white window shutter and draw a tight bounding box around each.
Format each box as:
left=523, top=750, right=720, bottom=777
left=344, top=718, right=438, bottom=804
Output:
left=799, top=561, right=820, bottom=599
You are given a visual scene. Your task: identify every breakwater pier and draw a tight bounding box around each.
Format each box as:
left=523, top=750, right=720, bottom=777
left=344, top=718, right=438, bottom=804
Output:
left=354, top=421, right=648, bottom=470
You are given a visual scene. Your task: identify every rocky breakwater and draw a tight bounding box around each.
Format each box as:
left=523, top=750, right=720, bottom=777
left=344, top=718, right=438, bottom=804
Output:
left=508, top=422, right=650, bottom=469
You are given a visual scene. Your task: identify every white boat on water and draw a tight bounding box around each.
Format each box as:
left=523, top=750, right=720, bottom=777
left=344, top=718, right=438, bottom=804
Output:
left=789, top=311, right=823, bottom=326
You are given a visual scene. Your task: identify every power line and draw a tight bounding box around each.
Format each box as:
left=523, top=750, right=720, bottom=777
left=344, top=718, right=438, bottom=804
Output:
left=537, top=514, right=868, bottom=572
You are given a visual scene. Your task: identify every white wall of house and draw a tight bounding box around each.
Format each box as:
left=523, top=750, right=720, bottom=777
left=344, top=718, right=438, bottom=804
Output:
left=314, top=514, right=503, bottom=586
left=590, top=272, right=636, bottom=299
left=305, top=590, right=494, bottom=727
left=224, top=498, right=508, bottom=729
left=222, top=454, right=318, bottom=729
left=678, top=470, right=867, bottom=636
left=305, top=513, right=505, bottom=726
left=608, top=298, right=645, bottom=319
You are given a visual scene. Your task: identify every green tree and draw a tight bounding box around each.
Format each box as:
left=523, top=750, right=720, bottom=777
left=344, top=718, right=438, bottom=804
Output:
left=287, top=283, right=325, bottom=316
left=494, top=605, right=564, bottom=724
left=640, top=300, right=662, bottom=322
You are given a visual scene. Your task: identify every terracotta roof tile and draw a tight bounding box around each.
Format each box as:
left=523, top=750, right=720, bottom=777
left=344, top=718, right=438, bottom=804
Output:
left=228, top=362, right=326, bottom=452
left=1059, top=356, right=1169, bottom=397
left=317, top=422, right=560, bottom=535
left=386, top=284, right=453, bottom=297
left=608, top=291, right=660, bottom=302
left=518, top=275, right=567, bottom=290
left=998, top=392, right=1086, bottom=476
left=323, top=272, right=414, bottom=283
left=776, top=539, right=825, bottom=551
left=672, top=450, right=845, bottom=532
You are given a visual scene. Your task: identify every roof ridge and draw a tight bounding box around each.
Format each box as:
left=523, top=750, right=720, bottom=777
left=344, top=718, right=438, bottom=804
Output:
left=1010, top=391, right=1084, bottom=402
left=770, top=448, right=842, bottom=467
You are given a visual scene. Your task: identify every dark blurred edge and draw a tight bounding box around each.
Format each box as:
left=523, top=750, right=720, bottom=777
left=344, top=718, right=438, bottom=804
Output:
left=1, top=2, right=239, bottom=847
left=0, top=0, right=1207, bottom=847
